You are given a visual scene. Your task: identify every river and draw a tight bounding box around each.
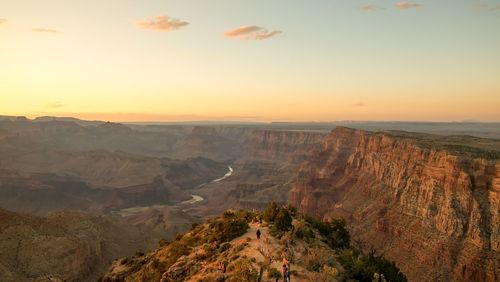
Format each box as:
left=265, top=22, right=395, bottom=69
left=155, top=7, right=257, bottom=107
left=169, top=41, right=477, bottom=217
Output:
left=180, top=165, right=233, bottom=205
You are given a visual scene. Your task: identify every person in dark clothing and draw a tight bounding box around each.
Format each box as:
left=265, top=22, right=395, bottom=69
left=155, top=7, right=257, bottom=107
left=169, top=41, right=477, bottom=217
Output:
left=282, top=264, right=289, bottom=282
left=256, top=229, right=261, bottom=239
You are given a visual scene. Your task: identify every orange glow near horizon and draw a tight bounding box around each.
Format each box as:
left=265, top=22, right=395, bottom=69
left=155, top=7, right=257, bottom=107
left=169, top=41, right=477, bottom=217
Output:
left=1, top=1, right=499, bottom=122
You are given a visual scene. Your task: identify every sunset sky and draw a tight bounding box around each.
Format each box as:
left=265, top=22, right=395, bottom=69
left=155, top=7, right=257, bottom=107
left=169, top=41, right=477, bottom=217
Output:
left=1, top=0, right=499, bottom=122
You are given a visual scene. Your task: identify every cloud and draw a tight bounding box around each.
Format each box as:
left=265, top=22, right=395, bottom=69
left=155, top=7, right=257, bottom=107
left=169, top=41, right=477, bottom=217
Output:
left=359, top=5, right=385, bottom=11
left=469, top=3, right=500, bottom=11
left=136, top=15, right=188, bottom=32
left=32, top=28, right=59, bottom=33
left=0, top=18, right=6, bottom=24
left=352, top=103, right=366, bottom=107
left=396, top=2, right=421, bottom=9
left=45, top=101, right=64, bottom=109
left=224, top=25, right=282, bottom=40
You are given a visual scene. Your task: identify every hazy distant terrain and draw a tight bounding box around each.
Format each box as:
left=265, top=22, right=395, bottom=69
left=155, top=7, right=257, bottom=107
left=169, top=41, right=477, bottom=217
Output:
left=127, top=119, right=500, bottom=139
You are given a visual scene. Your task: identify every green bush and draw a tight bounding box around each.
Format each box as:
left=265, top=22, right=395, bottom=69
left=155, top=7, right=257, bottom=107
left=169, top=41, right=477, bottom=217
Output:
left=285, top=204, right=298, bottom=217
left=275, top=208, right=293, bottom=232
left=293, top=221, right=314, bottom=241
left=304, top=215, right=350, bottom=249
left=338, top=249, right=407, bottom=282
left=329, top=218, right=350, bottom=249
left=263, top=202, right=279, bottom=222
left=208, top=211, right=249, bottom=243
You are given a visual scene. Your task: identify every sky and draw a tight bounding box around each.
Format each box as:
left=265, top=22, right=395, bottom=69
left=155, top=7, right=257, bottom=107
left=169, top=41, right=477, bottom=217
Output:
left=1, top=0, right=499, bottom=122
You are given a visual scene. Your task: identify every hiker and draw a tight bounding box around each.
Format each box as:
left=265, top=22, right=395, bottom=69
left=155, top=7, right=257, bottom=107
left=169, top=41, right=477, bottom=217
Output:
left=256, top=229, right=261, bottom=239
left=287, top=263, right=291, bottom=281
left=282, top=257, right=290, bottom=282
left=282, top=264, right=289, bottom=282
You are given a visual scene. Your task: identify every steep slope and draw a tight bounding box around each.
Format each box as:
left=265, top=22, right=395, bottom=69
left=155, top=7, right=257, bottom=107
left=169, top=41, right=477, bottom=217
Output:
left=0, top=209, right=160, bottom=282
left=290, top=127, right=500, bottom=281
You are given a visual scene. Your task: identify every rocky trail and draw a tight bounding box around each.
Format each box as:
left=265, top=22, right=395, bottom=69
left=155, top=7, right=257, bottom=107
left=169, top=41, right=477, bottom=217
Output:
left=187, top=221, right=304, bottom=282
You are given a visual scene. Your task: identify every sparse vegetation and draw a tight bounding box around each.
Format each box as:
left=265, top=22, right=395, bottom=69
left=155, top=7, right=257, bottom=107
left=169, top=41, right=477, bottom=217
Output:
left=227, top=259, right=259, bottom=282
left=207, top=210, right=249, bottom=243
left=338, top=248, right=407, bottom=282
left=103, top=205, right=407, bottom=282
left=303, top=247, right=335, bottom=272
left=304, top=215, right=350, bottom=249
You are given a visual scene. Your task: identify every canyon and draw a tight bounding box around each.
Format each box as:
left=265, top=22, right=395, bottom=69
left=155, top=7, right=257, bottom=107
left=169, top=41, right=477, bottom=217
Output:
left=0, top=117, right=499, bottom=281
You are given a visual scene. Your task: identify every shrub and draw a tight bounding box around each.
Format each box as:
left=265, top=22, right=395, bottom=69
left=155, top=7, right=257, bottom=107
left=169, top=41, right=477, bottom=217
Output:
left=293, top=221, right=314, bottom=241
left=267, top=267, right=281, bottom=279
left=303, top=247, right=333, bottom=272
left=227, top=259, right=259, bottom=282
left=208, top=212, right=249, bottom=243
left=263, top=202, right=279, bottom=222
left=338, top=249, right=407, bottom=282
left=274, top=208, right=293, bottom=232
left=219, top=242, right=231, bottom=252
left=167, top=240, right=190, bottom=264
left=236, top=209, right=256, bottom=221
left=285, top=204, right=298, bottom=217
left=304, top=215, right=350, bottom=249
left=329, top=218, right=350, bottom=249
left=158, top=238, right=170, bottom=247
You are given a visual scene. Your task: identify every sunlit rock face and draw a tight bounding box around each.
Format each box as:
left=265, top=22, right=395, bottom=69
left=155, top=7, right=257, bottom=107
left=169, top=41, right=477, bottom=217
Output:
left=290, top=127, right=500, bottom=282
left=244, top=129, right=326, bottom=163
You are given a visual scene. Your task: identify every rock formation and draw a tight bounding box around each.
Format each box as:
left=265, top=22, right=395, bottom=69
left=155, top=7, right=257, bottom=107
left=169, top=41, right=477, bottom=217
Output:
left=290, top=127, right=500, bottom=281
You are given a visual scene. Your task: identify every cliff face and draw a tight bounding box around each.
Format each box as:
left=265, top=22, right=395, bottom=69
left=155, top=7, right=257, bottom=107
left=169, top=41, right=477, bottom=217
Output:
left=244, top=130, right=326, bottom=163
left=290, top=127, right=500, bottom=282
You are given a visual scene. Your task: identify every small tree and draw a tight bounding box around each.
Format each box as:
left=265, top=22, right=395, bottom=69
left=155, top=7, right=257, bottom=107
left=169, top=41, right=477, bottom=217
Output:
left=274, top=208, right=293, bottom=231
left=263, top=202, right=279, bottom=222
left=330, top=218, right=350, bottom=249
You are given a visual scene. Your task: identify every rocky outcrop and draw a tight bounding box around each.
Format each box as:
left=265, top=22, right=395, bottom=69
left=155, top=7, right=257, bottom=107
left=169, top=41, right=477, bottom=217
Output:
left=290, top=127, right=500, bottom=281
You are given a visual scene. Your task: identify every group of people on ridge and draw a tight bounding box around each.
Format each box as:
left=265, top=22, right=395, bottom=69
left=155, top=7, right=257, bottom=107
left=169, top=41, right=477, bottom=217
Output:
left=255, top=228, right=291, bottom=282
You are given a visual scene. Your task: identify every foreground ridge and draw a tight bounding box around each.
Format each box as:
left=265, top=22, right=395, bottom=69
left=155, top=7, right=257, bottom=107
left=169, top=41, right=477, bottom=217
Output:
left=101, top=204, right=406, bottom=282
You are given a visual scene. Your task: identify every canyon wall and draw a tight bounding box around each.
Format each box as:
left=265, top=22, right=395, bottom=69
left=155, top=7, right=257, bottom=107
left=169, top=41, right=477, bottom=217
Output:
left=244, top=130, right=326, bottom=163
left=290, top=127, right=500, bottom=281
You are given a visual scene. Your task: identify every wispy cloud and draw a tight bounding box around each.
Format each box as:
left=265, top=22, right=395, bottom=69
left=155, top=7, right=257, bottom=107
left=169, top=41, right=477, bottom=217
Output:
left=32, top=28, right=59, bottom=33
left=45, top=101, right=64, bottom=109
left=136, top=15, right=188, bottom=32
left=0, top=18, right=6, bottom=24
left=359, top=5, right=385, bottom=11
left=224, top=25, right=282, bottom=40
left=352, top=103, right=366, bottom=107
left=396, top=2, right=421, bottom=9
left=470, top=3, right=500, bottom=11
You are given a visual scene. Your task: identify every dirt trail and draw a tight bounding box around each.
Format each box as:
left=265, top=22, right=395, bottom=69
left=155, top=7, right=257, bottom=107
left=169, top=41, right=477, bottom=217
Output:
left=235, top=222, right=305, bottom=281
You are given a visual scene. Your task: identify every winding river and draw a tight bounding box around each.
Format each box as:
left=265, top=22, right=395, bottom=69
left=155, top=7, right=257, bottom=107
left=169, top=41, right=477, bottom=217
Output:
left=180, top=165, right=233, bottom=205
